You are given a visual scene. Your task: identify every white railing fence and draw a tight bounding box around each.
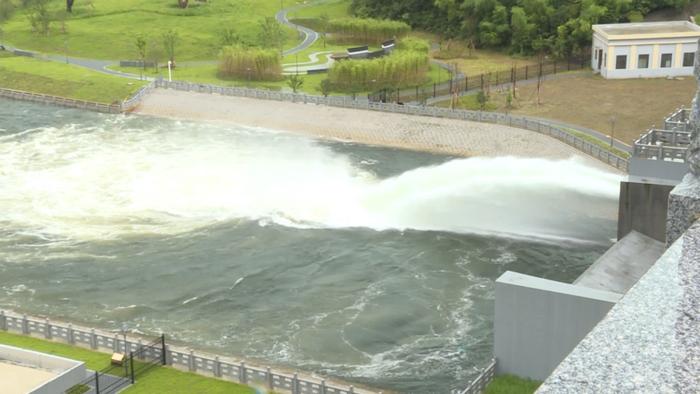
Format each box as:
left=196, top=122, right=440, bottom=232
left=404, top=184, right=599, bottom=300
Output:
left=452, top=359, right=497, bottom=394
left=0, top=310, right=371, bottom=394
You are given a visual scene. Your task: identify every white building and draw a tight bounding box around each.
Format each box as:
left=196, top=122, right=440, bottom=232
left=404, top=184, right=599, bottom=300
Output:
left=591, top=21, right=700, bottom=79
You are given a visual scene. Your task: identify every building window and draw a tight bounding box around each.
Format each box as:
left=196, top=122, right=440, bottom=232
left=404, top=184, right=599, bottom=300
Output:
left=638, top=54, right=649, bottom=69
left=660, top=53, right=673, bottom=68
left=683, top=52, right=695, bottom=67
left=616, top=55, right=627, bottom=69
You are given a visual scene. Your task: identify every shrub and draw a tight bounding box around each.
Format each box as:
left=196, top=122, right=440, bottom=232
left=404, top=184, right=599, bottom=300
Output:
left=397, top=37, right=430, bottom=54
left=218, top=46, right=282, bottom=81
left=328, top=50, right=429, bottom=91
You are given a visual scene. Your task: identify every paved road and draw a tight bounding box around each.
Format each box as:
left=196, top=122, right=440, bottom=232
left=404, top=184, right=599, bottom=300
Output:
left=276, top=6, right=319, bottom=56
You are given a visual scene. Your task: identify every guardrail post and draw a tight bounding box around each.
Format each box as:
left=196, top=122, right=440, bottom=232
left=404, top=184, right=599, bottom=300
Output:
left=320, top=379, right=327, bottom=394
left=66, top=324, right=74, bottom=344
left=239, top=362, right=247, bottom=384
left=214, top=356, right=221, bottom=377
left=44, top=318, right=51, bottom=339
left=349, top=385, right=355, bottom=394
left=266, top=367, right=274, bottom=390
left=292, top=373, right=299, bottom=394
left=188, top=350, right=196, bottom=371
left=22, top=314, right=29, bottom=334
left=0, top=311, right=6, bottom=331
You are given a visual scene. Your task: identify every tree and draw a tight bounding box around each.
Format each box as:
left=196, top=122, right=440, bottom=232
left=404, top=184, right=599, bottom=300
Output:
left=0, top=0, right=15, bottom=46
left=66, top=0, right=73, bottom=12
left=319, top=12, right=329, bottom=48
left=162, top=30, right=178, bottom=66
left=317, top=78, right=332, bottom=97
left=287, top=73, right=304, bottom=93
left=476, top=89, right=488, bottom=110
left=510, top=6, right=533, bottom=54
left=258, top=17, right=285, bottom=54
left=135, top=34, right=147, bottom=71
left=26, top=0, right=51, bottom=36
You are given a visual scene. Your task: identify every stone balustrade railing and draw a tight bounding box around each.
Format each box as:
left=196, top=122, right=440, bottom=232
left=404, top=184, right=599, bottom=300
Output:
left=0, top=310, right=370, bottom=394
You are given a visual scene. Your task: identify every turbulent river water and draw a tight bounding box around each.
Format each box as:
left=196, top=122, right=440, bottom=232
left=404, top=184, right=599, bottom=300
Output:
left=0, top=99, right=620, bottom=393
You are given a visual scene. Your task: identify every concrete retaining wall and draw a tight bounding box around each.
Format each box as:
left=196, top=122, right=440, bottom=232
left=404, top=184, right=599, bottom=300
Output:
left=494, top=271, right=620, bottom=381
left=618, top=179, right=675, bottom=242
left=0, top=344, right=86, bottom=394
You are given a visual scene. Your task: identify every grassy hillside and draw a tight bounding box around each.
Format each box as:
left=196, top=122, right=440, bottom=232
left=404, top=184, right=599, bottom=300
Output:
left=0, top=52, right=145, bottom=103
left=0, top=0, right=297, bottom=60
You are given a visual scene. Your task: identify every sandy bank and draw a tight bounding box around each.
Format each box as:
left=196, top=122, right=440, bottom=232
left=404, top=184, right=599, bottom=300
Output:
left=135, top=89, right=617, bottom=171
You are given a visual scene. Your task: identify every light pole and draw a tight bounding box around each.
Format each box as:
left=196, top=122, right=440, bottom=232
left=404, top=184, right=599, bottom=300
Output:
left=120, top=323, right=128, bottom=354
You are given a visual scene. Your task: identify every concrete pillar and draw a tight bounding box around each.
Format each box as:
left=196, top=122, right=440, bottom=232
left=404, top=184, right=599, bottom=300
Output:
left=90, top=329, right=97, bottom=349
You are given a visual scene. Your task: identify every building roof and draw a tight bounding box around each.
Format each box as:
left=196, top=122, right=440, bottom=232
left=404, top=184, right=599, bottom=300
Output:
left=593, top=21, right=700, bottom=40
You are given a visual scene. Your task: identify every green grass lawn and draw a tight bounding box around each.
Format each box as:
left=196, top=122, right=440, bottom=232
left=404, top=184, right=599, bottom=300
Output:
left=0, top=331, right=254, bottom=394
left=288, top=0, right=351, bottom=19
left=484, top=375, right=541, bottom=394
left=1, top=0, right=299, bottom=61
left=0, top=53, right=145, bottom=103
left=0, top=331, right=112, bottom=370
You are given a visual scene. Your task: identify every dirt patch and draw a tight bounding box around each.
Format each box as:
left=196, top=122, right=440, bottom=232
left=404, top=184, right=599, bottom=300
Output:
left=445, top=73, right=695, bottom=144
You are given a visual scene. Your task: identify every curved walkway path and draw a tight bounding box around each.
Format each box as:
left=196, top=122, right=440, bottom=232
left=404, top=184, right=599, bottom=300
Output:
left=275, top=6, right=319, bottom=56
left=282, top=51, right=334, bottom=74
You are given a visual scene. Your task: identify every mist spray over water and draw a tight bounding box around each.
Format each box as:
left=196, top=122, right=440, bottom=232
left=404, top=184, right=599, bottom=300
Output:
left=0, top=120, right=620, bottom=243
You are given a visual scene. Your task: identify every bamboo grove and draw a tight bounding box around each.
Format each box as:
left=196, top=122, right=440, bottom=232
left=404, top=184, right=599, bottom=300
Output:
left=327, top=18, right=410, bottom=44
left=218, top=46, right=282, bottom=81
left=328, top=50, right=429, bottom=92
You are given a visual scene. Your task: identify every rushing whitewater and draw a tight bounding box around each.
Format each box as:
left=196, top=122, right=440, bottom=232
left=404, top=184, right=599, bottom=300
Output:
left=0, top=100, right=619, bottom=393
left=0, top=117, right=619, bottom=244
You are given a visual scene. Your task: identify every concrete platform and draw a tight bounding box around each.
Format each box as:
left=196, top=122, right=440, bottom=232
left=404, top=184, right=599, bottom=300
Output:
left=574, top=230, right=664, bottom=294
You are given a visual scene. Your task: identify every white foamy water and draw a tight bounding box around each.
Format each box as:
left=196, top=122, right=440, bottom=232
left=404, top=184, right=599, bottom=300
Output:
left=0, top=120, right=620, bottom=243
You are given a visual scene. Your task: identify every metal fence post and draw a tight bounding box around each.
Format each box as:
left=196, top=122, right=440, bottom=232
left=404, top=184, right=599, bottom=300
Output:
left=44, top=318, right=51, bottom=339
left=292, top=373, right=299, bottom=394
left=22, top=314, right=28, bottom=334
left=161, top=334, right=166, bottom=365
left=130, top=352, right=135, bottom=384
left=0, top=311, right=6, bottom=331
left=95, top=370, right=100, bottom=394
left=349, top=385, right=355, bottom=394
left=320, top=380, right=327, bottom=394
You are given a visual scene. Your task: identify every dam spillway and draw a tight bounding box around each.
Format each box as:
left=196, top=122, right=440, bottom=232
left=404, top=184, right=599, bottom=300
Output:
left=0, top=99, right=620, bottom=393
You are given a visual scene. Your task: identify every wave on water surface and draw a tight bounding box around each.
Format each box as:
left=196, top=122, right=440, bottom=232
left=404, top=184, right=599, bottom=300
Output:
left=0, top=119, right=620, bottom=244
